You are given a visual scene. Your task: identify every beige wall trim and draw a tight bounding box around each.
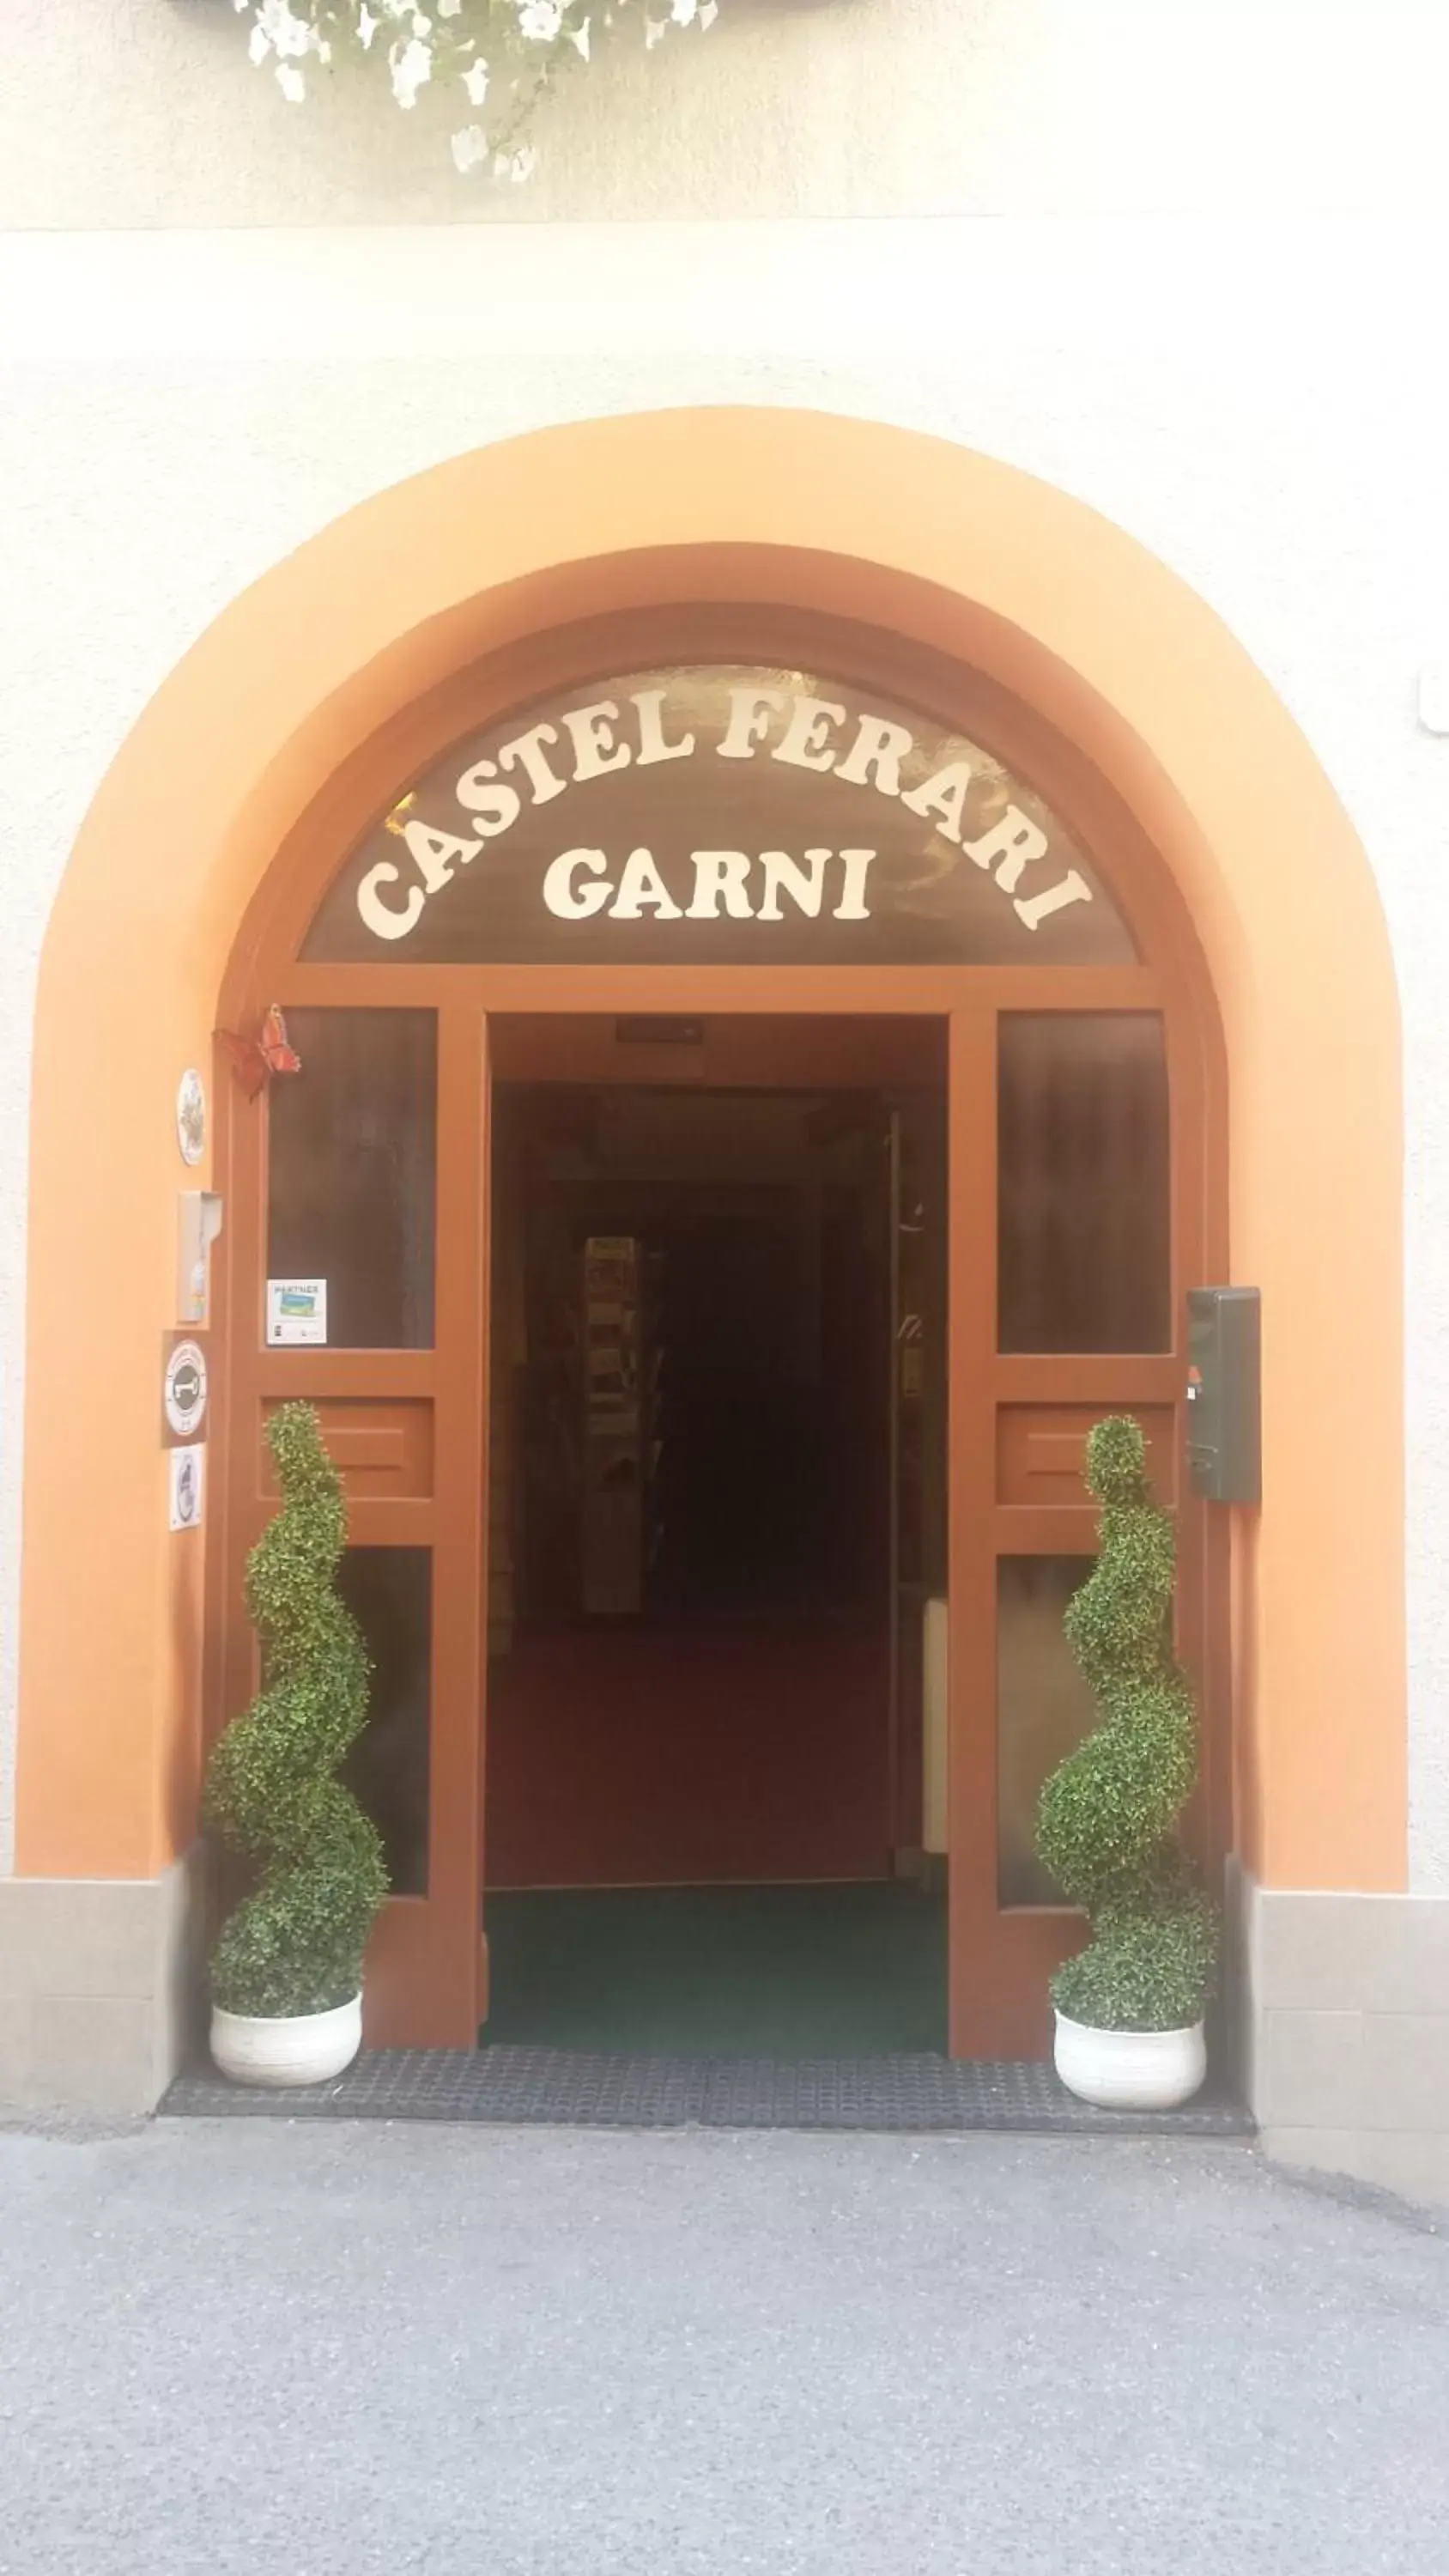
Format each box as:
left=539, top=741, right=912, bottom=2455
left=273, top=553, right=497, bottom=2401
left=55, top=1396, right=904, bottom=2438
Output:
left=0, top=1851, right=204, bottom=2116
left=1230, top=1860, right=1449, bottom=2211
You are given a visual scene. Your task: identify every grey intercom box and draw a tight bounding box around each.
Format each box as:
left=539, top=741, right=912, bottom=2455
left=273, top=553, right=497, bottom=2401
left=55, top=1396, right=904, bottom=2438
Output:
left=1185, top=1287, right=1261, bottom=1503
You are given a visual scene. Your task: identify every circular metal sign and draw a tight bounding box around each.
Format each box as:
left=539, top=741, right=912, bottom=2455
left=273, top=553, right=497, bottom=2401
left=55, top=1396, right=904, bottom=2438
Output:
left=165, top=1340, right=208, bottom=1440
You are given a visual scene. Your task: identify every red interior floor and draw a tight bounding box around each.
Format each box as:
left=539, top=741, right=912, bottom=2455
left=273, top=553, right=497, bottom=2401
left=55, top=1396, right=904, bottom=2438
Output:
left=485, top=1619, right=892, bottom=1888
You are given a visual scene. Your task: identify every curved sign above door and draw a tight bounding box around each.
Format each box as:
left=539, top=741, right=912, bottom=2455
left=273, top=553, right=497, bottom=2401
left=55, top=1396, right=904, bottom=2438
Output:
left=303, top=665, right=1135, bottom=967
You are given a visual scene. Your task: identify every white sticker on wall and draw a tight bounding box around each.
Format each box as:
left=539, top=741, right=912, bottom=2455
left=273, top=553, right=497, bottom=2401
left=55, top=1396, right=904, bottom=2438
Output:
left=168, top=1443, right=205, bottom=1533
left=176, top=1067, right=206, bottom=1168
left=266, top=1279, right=328, bottom=1346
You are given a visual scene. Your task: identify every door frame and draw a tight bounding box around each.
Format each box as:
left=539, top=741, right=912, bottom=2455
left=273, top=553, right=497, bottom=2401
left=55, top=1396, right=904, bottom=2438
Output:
left=209, top=606, right=1225, bottom=2057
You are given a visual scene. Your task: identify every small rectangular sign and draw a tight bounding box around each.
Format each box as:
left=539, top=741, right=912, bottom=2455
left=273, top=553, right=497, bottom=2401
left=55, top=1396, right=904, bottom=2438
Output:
left=266, top=1279, right=327, bottom=1346
left=168, top=1443, right=205, bottom=1534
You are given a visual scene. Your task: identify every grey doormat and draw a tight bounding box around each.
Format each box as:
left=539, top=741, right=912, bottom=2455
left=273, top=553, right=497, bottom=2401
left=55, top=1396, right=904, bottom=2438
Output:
left=162, top=2047, right=1252, bottom=2136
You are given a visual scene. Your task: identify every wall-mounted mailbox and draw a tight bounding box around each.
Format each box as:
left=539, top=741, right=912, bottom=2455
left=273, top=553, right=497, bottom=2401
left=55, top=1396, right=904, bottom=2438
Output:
left=1185, top=1286, right=1260, bottom=1504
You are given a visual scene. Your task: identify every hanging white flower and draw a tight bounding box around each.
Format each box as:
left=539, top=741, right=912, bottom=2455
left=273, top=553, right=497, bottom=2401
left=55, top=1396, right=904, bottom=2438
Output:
left=256, top=0, right=316, bottom=58
left=233, top=0, right=728, bottom=180
left=390, top=33, right=433, bottom=105
left=517, top=0, right=564, bottom=41
left=451, top=122, right=490, bottom=171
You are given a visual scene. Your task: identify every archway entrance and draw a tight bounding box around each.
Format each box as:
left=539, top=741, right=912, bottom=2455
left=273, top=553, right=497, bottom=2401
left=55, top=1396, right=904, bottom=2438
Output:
left=11, top=404, right=1403, bottom=2124
left=214, top=610, right=1220, bottom=2059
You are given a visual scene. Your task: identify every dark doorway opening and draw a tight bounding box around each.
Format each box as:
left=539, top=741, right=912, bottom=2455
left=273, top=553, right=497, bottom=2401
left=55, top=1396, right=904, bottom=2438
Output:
left=482, top=1020, right=947, bottom=2053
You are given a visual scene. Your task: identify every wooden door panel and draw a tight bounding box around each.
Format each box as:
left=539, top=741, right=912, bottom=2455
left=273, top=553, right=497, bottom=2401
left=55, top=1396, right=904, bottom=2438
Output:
left=948, top=995, right=1207, bottom=2061
left=260, top=1398, right=436, bottom=1499
left=367, top=1001, right=488, bottom=2044
left=255, top=1349, right=435, bottom=1400
left=996, top=1405, right=1175, bottom=1507
left=215, top=996, right=487, bottom=2051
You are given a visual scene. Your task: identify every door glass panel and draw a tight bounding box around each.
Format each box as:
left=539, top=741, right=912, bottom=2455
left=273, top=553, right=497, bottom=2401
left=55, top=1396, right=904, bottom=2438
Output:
left=336, top=1546, right=432, bottom=1898
left=267, top=1008, right=437, bottom=1347
left=997, top=1013, right=1169, bottom=1352
left=997, top=1554, right=1096, bottom=1906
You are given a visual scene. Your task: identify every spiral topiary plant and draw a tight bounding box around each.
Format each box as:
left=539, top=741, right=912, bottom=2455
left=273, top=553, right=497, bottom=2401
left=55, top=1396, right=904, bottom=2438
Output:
left=204, top=1401, right=387, bottom=2017
left=1035, top=1415, right=1217, bottom=2032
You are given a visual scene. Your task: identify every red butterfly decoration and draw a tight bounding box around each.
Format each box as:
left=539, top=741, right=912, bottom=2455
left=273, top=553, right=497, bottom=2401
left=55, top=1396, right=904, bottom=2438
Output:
left=215, top=1004, right=302, bottom=1102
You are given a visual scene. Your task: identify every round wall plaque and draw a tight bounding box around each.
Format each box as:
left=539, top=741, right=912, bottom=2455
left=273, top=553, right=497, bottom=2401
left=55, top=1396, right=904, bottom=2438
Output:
left=165, top=1340, right=209, bottom=1440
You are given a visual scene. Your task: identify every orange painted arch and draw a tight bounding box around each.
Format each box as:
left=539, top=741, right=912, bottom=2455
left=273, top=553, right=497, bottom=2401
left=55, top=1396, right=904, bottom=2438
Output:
left=16, top=407, right=1405, bottom=1892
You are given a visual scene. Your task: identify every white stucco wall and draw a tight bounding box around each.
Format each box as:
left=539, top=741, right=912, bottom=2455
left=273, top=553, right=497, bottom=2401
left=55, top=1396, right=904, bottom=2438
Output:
left=3, top=0, right=1447, bottom=1886
left=3, top=0, right=1447, bottom=228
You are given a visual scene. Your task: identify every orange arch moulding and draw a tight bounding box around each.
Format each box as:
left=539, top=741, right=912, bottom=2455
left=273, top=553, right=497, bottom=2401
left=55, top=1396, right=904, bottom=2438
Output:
left=17, top=407, right=1406, bottom=1899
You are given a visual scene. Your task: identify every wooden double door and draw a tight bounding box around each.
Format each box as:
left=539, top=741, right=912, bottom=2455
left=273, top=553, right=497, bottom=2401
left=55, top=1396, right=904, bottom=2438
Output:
left=211, top=973, right=1216, bottom=2061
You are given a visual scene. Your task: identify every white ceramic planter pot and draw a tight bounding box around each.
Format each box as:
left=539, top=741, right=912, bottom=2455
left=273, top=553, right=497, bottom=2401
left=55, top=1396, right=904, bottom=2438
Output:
left=210, top=1994, right=362, bottom=2088
left=1053, top=2009, right=1206, bottom=2111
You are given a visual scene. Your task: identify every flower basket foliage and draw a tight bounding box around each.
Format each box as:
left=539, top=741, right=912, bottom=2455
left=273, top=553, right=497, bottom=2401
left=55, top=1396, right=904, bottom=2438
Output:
left=1035, top=1416, right=1218, bottom=2032
left=203, top=1401, right=388, bottom=2018
left=235, top=0, right=723, bottom=178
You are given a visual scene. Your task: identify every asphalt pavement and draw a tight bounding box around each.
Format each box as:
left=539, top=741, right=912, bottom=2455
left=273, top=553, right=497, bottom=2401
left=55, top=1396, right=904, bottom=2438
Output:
left=1, top=2118, right=1446, bottom=2573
